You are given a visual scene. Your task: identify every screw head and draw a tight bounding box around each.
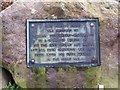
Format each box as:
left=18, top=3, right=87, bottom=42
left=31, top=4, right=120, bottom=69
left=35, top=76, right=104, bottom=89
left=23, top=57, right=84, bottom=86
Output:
left=31, top=24, right=35, bottom=27
left=31, top=59, right=35, bottom=64
left=91, top=57, right=96, bottom=63
left=90, top=23, right=94, bottom=27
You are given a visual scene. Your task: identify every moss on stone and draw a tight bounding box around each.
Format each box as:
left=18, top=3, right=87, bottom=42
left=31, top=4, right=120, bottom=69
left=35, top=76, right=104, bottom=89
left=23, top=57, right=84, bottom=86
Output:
left=0, top=63, right=3, bottom=68
left=32, top=68, right=47, bottom=88
left=85, top=66, right=101, bottom=88
left=17, top=80, right=27, bottom=88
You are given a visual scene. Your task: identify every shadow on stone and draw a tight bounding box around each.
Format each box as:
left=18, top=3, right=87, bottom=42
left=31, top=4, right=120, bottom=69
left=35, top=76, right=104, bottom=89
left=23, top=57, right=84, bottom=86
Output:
left=1, top=67, right=19, bottom=89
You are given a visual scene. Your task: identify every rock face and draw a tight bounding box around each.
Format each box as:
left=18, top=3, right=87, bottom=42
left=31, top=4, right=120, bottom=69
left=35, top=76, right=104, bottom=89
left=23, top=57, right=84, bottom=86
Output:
left=0, top=1, right=119, bottom=88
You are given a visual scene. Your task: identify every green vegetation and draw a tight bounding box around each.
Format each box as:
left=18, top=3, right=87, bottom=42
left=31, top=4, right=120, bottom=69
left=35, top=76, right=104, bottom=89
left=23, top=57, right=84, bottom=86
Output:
left=1, top=82, right=21, bottom=90
left=31, top=67, right=47, bottom=88
left=85, top=67, right=101, bottom=88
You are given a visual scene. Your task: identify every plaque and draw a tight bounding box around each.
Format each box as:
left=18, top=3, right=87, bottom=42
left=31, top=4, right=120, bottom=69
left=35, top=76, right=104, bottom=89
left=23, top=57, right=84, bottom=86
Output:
left=26, top=18, right=100, bottom=67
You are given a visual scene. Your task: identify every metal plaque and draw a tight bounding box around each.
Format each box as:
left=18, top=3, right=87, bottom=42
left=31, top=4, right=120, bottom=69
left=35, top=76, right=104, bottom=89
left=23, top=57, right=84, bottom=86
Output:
left=26, top=18, right=100, bottom=67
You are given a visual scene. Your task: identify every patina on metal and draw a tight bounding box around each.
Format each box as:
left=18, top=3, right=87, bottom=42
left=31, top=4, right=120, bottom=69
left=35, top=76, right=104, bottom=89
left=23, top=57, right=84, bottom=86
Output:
left=26, top=18, right=100, bottom=67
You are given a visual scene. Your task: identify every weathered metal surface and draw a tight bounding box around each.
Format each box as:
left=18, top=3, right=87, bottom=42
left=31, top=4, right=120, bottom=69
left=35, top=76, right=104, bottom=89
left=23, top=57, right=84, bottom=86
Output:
left=26, top=18, right=100, bottom=67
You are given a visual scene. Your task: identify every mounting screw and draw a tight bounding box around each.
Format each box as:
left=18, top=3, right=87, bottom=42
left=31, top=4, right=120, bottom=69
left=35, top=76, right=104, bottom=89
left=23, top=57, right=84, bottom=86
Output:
left=91, top=57, right=96, bottom=63
left=90, top=23, right=94, bottom=27
left=31, top=59, right=35, bottom=64
left=31, top=24, right=35, bottom=27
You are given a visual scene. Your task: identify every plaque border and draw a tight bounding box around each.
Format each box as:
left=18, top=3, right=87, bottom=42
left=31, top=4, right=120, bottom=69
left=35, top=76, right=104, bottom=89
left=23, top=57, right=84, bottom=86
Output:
left=26, top=18, right=101, bottom=67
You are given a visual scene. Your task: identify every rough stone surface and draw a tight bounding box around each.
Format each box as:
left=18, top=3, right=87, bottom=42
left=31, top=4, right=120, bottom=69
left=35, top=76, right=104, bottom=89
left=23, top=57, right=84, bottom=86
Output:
left=0, top=1, right=119, bottom=88
left=47, top=68, right=57, bottom=88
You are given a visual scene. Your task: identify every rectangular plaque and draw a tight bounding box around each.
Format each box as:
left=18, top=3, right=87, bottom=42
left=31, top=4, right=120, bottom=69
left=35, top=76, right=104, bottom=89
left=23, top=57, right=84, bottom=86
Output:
left=26, top=18, right=100, bottom=67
